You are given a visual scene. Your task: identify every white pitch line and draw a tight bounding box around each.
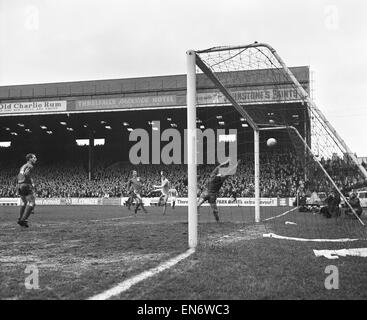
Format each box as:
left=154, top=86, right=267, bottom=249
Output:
left=285, top=221, right=297, bottom=225
left=88, top=248, right=195, bottom=300
left=89, top=215, right=135, bottom=223
left=263, top=207, right=298, bottom=221
left=314, top=248, right=367, bottom=259
left=263, top=233, right=361, bottom=242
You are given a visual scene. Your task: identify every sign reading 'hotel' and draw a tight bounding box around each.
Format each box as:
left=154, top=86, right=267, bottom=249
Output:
left=75, top=95, right=177, bottom=110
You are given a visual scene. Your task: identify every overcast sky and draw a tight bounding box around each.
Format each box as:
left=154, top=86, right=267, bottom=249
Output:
left=0, top=0, right=366, bottom=156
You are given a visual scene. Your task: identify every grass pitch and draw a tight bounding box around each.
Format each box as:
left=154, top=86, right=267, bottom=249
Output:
left=0, top=204, right=366, bottom=300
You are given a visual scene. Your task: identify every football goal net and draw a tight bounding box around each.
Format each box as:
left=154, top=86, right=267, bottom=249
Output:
left=186, top=42, right=367, bottom=248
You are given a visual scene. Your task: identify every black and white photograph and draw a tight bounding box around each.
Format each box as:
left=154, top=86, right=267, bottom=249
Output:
left=0, top=0, right=366, bottom=306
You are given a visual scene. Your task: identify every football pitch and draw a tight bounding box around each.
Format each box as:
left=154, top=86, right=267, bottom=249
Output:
left=0, top=205, right=366, bottom=300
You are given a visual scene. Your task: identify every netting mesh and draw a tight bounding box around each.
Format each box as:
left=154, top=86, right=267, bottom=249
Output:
left=194, top=44, right=367, bottom=228
left=196, top=45, right=305, bottom=120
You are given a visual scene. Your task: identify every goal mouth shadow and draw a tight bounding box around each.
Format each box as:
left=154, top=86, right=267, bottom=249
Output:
left=199, top=223, right=271, bottom=247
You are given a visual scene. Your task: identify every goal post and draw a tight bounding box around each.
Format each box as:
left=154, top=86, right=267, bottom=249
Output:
left=254, top=129, right=260, bottom=223
left=186, top=50, right=198, bottom=248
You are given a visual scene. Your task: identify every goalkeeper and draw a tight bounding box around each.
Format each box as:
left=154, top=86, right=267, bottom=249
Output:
left=197, top=159, right=240, bottom=222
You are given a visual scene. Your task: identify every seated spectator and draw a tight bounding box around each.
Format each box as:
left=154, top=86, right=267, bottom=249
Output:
left=320, top=190, right=341, bottom=218
left=344, top=192, right=363, bottom=217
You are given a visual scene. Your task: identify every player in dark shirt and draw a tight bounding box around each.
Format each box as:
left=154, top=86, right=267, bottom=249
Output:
left=197, top=159, right=241, bottom=222
left=125, top=185, right=136, bottom=210
left=229, top=187, right=239, bottom=206
left=16, top=153, right=37, bottom=228
left=127, top=170, right=147, bottom=214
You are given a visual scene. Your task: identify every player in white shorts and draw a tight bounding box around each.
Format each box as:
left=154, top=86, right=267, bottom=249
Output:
left=154, top=171, right=170, bottom=215
left=169, top=187, right=178, bottom=209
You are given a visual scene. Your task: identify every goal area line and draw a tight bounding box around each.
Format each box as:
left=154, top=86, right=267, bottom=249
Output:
left=262, top=207, right=298, bottom=222
left=263, top=233, right=363, bottom=242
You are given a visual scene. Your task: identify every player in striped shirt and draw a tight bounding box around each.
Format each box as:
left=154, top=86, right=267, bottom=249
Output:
left=16, top=153, right=37, bottom=228
left=169, top=187, right=178, bottom=209
left=154, top=171, right=170, bottom=215
left=127, top=170, right=147, bottom=214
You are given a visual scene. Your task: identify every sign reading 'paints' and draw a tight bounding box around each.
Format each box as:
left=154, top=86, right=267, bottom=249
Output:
left=197, top=85, right=308, bottom=105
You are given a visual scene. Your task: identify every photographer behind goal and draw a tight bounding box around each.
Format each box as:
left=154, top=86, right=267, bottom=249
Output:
left=319, top=189, right=341, bottom=219
left=343, top=191, right=363, bottom=217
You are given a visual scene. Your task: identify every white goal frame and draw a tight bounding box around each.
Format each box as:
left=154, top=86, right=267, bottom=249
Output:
left=186, top=43, right=367, bottom=248
left=187, top=49, right=261, bottom=249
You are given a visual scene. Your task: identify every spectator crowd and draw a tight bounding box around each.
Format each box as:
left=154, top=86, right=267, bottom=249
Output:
left=1, top=148, right=365, bottom=199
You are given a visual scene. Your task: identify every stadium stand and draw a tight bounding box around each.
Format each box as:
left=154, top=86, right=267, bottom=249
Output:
left=1, top=146, right=365, bottom=198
